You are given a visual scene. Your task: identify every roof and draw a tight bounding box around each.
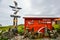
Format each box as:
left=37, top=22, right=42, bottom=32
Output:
left=23, top=16, right=60, bottom=18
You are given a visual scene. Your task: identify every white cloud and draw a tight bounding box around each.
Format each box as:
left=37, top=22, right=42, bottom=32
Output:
left=0, top=0, right=31, bottom=26
left=0, top=0, right=60, bottom=26
left=25, top=0, right=60, bottom=17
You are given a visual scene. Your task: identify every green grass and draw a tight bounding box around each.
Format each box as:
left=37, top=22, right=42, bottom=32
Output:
left=0, top=26, right=12, bottom=31
left=53, top=24, right=60, bottom=30
left=0, top=25, right=24, bottom=33
left=17, top=25, right=24, bottom=35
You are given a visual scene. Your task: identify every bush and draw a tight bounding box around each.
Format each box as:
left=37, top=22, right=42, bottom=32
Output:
left=17, top=26, right=24, bottom=35
left=0, top=38, right=8, bottom=40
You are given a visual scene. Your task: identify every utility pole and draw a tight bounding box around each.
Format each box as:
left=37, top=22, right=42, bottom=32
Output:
left=9, top=1, right=22, bottom=27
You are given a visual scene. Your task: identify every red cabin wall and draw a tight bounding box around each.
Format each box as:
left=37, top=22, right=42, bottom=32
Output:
left=24, top=18, right=55, bottom=32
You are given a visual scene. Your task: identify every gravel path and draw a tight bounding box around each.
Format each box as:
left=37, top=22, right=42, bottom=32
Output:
left=11, top=34, right=60, bottom=40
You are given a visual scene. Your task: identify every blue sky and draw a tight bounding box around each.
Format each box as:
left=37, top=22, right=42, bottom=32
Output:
left=0, top=0, right=60, bottom=26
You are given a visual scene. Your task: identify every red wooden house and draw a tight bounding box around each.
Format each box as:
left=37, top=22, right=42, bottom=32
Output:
left=23, top=16, right=60, bottom=33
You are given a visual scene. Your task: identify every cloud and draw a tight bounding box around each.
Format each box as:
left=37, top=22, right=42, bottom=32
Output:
left=0, top=0, right=31, bottom=26
left=0, top=0, right=2, bottom=2
left=24, top=0, right=60, bottom=17
left=0, top=0, right=15, bottom=26
left=0, top=0, right=60, bottom=26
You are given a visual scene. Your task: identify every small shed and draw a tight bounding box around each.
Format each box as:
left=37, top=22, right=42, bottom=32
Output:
left=23, top=16, right=60, bottom=33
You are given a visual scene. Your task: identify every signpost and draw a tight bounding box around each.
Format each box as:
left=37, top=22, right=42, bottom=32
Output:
left=9, top=1, right=22, bottom=27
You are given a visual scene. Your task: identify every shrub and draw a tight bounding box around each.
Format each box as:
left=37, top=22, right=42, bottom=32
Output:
left=17, top=26, right=24, bottom=35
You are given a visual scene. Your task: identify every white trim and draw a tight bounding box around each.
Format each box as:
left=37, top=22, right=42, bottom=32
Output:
left=38, top=27, right=45, bottom=33
left=23, top=16, right=60, bottom=18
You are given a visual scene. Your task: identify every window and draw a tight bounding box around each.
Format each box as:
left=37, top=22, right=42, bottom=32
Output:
left=42, top=19, right=51, bottom=24
left=28, top=20, right=34, bottom=25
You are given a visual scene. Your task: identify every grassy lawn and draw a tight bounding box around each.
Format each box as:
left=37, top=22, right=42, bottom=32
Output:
left=0, top=26, right=12, bottom=31
left=0, top=25, right=24, bottom=33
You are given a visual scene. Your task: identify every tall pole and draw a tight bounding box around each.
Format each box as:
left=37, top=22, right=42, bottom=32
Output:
left=13, top=17, right=18, bottom=26
left=9, top=1, right=22, bottom=27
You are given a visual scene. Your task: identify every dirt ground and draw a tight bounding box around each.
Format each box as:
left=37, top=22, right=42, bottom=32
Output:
left=11, top=34, right=60, bottom=40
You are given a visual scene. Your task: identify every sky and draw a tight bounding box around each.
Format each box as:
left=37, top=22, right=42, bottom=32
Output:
left=0, top=0, right=60, bottom=26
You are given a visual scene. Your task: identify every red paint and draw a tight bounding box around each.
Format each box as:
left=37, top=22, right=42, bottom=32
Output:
left=23, top=17, right=58, bottom=33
